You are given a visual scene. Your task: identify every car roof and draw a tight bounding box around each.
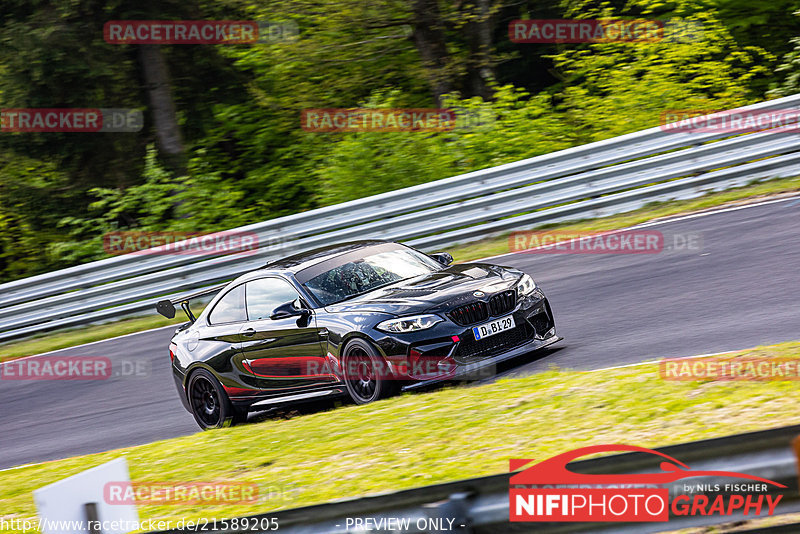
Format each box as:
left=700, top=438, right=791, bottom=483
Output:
left=199, top=241, right=409, bottom=318
left=222, top=240, right=407, bottom=293
left=261, top=240, right=393, bottom=273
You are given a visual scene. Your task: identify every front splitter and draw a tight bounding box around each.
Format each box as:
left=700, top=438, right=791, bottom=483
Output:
left=401, top=333, right=562, bottom=391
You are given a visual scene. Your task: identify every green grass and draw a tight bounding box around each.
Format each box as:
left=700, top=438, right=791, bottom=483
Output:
left=1, top=341, right=799, bottom=532
left=2, top=174, right=798, bottom=363
left=0, top=314, right=181, bottom=363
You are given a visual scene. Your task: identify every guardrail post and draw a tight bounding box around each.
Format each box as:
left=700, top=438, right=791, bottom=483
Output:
left=791, top=435, right=800, bottom=489
left=422, top=492, right=473, bottom=533
left=84, top=502, right=102, bottom=534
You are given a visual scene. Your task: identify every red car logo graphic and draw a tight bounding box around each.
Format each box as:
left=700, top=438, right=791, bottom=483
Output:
left=510, top=444, right=785, bottom=487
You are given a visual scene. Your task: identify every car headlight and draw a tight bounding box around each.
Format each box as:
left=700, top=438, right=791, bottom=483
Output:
left=517, top=273, right=537, bottom=296
left=376, top=314, right=443, bottom=333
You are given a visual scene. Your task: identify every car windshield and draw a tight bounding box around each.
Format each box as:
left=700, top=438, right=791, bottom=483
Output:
left=303, top=248, right=441, bottom=305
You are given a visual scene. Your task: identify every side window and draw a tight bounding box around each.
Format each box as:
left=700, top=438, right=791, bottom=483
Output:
left=246, top=278, right=300, bottom=321
left=208, top=284, right=246, bottom=325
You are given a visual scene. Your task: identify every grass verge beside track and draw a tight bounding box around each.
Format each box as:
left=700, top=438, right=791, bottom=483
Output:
left=2, top=175, right=799, bottom=362
left=1, top=341, right=799, bottom=532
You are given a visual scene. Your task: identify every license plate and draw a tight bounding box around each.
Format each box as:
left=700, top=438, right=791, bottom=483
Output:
left=472, top=315, right=515, bottom=340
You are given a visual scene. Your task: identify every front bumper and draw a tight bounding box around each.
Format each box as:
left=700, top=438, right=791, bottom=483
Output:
left=375, top=289, right=558, bottom=382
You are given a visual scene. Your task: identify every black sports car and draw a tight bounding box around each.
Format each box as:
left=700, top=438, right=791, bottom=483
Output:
left=157, top=240, right=559, bottom=429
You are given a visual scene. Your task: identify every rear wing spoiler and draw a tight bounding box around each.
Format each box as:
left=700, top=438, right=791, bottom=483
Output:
left=156, top=283, right=228, bottom=322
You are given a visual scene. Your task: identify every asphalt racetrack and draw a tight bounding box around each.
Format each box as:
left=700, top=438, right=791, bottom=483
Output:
left=1, top=196, right=798, bottom=470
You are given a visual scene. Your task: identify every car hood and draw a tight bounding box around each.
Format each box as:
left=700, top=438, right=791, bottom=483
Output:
left=324, top=263, right=522, bottom=316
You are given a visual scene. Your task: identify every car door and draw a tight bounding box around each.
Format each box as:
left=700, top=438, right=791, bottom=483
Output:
left=201, top=283, right=253, bottom=389
left=239, top=276, right=333, bottom=391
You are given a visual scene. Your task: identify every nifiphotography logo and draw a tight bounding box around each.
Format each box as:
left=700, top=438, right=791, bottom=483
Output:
left=509, top=445, right=784, bottom=523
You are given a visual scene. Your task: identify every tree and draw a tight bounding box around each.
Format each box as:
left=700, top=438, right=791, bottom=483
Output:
left=769, top=9, right=800, bottom=96
left=550, top=0, right=774, bottom=141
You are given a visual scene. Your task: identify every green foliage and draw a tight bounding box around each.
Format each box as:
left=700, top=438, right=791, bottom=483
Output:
left=552, top=0, right=774, bottom=141
left=312, top=86, right=574, bottom=205
left=0, top=153, right=76, bottom=279
left=769, top=9, right=800, bottom=97
left=712, top=0, right=800, bottom=94
left=0, top=0, right=795, bottom=283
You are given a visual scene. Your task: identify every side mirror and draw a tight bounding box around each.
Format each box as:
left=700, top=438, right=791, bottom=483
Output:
left=430, top=252, right=454, bottom=266
left=270, top=298, right=311, bottom=320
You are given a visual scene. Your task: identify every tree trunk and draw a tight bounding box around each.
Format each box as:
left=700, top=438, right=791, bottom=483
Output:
left=465, top=0, right=495, bottom=100
left=411, top=0, right=454, bottom=106
left=137, top=44, right=187, bottom=176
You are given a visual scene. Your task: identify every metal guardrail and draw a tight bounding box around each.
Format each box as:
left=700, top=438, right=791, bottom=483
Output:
left=2, top=95, right=800, bottom=341
left=149, top=425, right=800, bottom=534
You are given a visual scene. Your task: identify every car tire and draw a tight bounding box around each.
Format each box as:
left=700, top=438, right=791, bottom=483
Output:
left=341, top=338, right=396, bottom=405
left=187, top=368, right=238, bottom=430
